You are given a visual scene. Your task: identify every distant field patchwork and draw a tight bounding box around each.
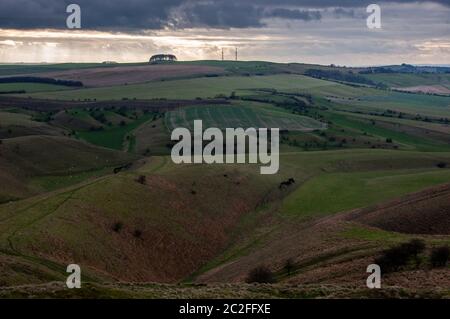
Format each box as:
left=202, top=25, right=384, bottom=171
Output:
left=25, top=64, right=227, bottom=88
left=165, top=104, right=326, bottom=131
left=23, top=74, right=335, bottom=101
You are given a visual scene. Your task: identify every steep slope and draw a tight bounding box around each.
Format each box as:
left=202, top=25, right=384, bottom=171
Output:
left=348, top=183, right=450, bottom=235
left=0, top=111, right=65, bottom=138
left=0, top=159, right=281, bottom=284
left=0, top=135, right=137, bottom=201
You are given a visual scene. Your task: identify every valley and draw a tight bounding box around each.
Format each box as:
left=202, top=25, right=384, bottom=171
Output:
left=0, top=61, right=449, bottom=298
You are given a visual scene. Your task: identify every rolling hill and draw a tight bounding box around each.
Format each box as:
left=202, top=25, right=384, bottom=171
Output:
left=0, top=135, right=137, bottom=202
left=18, top=64, right=227, bottom=88
left=350, top=183, right=450, bottom=235
left=0, top=60, right=449, bottom=298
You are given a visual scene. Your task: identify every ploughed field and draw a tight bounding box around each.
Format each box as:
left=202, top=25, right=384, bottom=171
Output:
left=15, top=64, right=227, bottom=88
left=352, top=182, right=450, bottom=235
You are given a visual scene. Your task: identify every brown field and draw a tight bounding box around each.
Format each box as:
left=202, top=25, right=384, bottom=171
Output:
left=350, top=183, right=450, bottom=235
left=394, top=85, right=450, bottom=95
left=26, top=64, right=227, bottom=87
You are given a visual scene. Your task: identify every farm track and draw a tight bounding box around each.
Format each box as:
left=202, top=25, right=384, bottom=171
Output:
left=121, top=115, right=156, bottom=152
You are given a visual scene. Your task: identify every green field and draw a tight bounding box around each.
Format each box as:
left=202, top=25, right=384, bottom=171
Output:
left=282, top=80, right=450, bottom=118
left=0, top=111, right=42, bottom=126
left=333, top=110, right=450, bottom=134
left=325, top=111, right=450, bottom=151
left=165, top=103, right=326, bottom=131
left=281, top=168, right=450, bottom=219
left=76, top=114, right=153, bottom=150
left=325, top=90, right=450, bottom=116
left=364, top=73, right=450, bottom=88
left=0, top=82, right=71, bottom=93
left=356, top=92, right=450, bottom=117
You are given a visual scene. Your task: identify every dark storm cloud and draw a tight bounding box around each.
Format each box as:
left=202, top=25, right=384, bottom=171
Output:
left=250, top=0, right=450, bottom=7
left=0, top=0, right=184, bottom=29
left=0, top=0, right=448, bottom=30
left=332, top=8, right=357, bottom=18
left=175, top=2, right=266, bottom=28
left=175, top=3, right=321, bottom=28
left=267, top=8, right=322, bottom=21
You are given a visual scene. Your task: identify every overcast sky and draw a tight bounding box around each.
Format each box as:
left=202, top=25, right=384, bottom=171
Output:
left=0, top=0, right=449, bottom=66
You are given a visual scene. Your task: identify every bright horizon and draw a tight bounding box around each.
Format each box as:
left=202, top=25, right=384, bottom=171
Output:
left=1, top=61, right=449, bottom=69
left=0, top=1, right=449, bottom=66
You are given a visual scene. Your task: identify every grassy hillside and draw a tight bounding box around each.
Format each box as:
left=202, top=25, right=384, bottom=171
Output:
left=0, top=111, right=65, bottom=138
left=76, top=113, right=153, bottom=150
left=281, top=168, right=450, bottom=219
left=0, top=158, right=280, bottom=284
left=0, top=149, right=449, bottom=285
left=1, top=61, right=450, bottom=298
left=324, top=111, right=450, bottom=151
left=193, top=151, right=450, bottom=285
left=0, top=135, right=137, bottom=202
left=133, top=118, right=170, bottom=156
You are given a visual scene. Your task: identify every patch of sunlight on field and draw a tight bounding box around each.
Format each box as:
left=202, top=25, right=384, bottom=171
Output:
left=340, top=225, right=408, bottom=243
left=0, top=111, right=41, bottom=127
